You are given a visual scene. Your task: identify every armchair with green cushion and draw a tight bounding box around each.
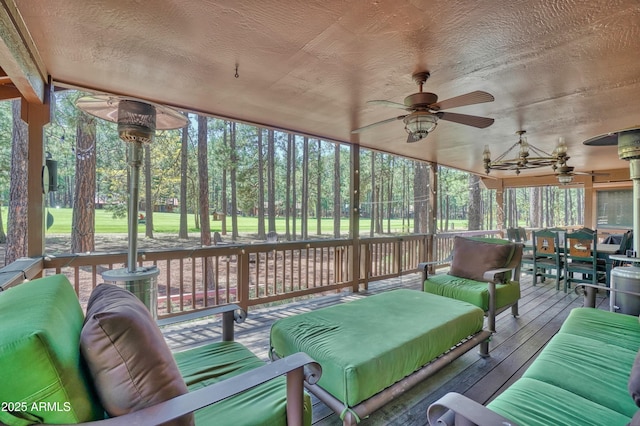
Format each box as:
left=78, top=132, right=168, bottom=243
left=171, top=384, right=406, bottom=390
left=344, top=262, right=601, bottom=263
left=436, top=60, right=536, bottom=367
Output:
left=0, top=274, right=320, bottom=426
left=419, top=236, right=523, bottom=332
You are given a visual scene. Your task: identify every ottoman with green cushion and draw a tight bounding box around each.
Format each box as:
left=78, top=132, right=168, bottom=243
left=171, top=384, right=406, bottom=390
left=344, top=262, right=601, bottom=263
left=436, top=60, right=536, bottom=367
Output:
left=175, top=341, right=312, bottom=426
left=270, top=289, right=490, bottom=424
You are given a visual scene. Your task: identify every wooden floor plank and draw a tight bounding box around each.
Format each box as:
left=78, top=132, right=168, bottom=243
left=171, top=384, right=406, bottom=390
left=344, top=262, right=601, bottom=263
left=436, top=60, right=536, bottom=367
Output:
left=161, top=271, right=611, bottom=426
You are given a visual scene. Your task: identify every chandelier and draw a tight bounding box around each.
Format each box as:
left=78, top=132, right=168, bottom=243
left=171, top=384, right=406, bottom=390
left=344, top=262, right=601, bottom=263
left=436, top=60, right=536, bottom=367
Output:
left=483, top=130, right=567, bottom=175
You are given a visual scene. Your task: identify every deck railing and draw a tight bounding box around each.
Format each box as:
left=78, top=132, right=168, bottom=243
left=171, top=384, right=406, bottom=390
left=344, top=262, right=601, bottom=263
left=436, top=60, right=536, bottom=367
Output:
left=1, top=230, right=503, bottom=320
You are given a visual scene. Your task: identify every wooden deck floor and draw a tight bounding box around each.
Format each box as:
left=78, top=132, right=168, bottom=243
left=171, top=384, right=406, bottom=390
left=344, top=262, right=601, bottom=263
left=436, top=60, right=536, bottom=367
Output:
left=161, top=272, right=609, bottom=426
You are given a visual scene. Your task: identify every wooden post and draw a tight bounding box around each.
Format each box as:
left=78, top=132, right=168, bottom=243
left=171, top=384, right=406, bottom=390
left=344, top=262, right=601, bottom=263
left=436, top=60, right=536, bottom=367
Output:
left=495, top=179, right=505, bottom=233
left=350, top=145, right=360, bottom=292
left=584, top=179, right=594, bottom=229
left=238, top=248, right=250, bottom=311
left=22, top=91, right=51, bottom=260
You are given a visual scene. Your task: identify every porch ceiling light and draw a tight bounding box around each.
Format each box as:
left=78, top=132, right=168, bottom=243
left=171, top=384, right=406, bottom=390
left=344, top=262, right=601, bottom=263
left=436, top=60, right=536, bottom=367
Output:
left=557, top=174, right=573, bottom=184
left=403, top=111, right=438, bottom=143
left=483, top=130, right=565, bottom=175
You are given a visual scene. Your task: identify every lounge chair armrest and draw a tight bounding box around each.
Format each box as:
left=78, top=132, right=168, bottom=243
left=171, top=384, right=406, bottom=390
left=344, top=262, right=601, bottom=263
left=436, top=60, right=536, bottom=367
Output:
left=157, top=304, right=247, bottom=342
left=482, top=267, right=512, bottom=282
left=67, top=352, right=321, bottom=426
left=418, top=255, right=453, bottom=279
left=427, top=392, right=518, bottom=426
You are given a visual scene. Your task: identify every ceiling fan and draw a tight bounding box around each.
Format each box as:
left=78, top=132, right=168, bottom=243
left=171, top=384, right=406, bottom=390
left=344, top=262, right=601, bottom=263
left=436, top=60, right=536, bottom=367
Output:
left=351, top=71, right=495, bottom=143
left=540, top=141, right=609, bottom=184
left=554, top=163, right=609, bottom=185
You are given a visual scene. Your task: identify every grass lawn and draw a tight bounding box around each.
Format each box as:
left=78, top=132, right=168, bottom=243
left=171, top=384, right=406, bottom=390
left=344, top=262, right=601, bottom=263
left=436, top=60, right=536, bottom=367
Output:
left=9, top=207, right=420, bottom=236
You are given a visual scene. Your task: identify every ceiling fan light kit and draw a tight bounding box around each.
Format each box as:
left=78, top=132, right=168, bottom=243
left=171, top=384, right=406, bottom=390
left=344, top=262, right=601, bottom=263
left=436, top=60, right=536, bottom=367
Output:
left=403, top=111, right=438, bottom=142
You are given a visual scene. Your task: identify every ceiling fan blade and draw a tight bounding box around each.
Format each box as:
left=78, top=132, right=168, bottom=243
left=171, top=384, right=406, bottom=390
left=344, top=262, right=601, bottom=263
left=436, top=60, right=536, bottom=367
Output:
left=430, top=91, right=494, bottom=111
left=573, top=171, right=610, bottom=176
left=351, top=115, right=407, bottom=134
left=437, top=111, right=494, bottom=128
left=367, top=100, right=409, bottom=110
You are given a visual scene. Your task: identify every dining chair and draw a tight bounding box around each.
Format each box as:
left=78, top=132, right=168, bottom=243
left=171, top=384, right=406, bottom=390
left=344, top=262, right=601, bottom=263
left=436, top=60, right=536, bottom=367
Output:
left=564, top=229, right=606, bottom=291
left=532, top=229, right=564, bottom=290
left=519, top=228, right=538, bottom=281
left=517, top=227, right=528, bottom=242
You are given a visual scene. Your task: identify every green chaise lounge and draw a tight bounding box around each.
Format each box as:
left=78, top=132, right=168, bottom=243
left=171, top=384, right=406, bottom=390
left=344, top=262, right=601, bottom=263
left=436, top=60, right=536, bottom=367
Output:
left=0, top=274, right=320, bottom=426
left=419, top=236, right=523, bottom=332
left=270, top=289, right=492, bottom=425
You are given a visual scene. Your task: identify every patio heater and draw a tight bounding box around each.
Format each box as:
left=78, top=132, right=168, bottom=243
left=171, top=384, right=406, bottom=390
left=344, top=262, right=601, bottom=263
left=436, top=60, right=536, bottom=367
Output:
left=609, top=129, right=640, bottom=315
left=76, top=95, right=187, bottom=318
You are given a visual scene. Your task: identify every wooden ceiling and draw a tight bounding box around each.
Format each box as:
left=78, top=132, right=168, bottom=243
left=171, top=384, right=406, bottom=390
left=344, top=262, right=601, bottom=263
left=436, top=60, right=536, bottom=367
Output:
left=2, top=0, right=639, bottom=180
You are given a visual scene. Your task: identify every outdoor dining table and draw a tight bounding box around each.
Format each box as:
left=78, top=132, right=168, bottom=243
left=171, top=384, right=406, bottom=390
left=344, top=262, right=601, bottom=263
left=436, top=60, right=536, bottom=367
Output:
left=523, top=240, right=620, bottom=287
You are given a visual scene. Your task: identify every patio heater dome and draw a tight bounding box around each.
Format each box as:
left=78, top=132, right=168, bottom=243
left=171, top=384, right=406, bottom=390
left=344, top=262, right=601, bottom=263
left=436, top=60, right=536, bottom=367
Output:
left=75, top=95, right=187, bottom=317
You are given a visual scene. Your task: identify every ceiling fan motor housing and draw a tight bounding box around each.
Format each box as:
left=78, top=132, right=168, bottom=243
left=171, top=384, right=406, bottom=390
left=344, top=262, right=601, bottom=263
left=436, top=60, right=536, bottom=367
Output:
left=404, top=92, right=438, bottom=108
left=117, top=100, right=157, bottom=144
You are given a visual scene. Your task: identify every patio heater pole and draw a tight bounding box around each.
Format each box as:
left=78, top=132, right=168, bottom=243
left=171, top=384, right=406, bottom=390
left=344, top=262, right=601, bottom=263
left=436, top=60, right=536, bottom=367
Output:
left=125, top=129, right=144, bottom=273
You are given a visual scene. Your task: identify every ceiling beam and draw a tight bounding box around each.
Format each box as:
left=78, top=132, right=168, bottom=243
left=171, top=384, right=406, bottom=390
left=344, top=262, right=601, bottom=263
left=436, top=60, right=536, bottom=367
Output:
left=0, top=0, right=47, bottom=103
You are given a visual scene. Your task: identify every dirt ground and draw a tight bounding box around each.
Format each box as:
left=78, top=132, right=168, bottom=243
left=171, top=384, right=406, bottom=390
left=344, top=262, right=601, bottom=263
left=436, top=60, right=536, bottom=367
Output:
left=1, top=232, right=261, bottom=264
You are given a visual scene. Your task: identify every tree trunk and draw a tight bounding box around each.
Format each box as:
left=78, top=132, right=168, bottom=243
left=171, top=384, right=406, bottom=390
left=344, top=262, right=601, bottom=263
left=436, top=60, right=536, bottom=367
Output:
left=316, top=139, right=322, bottom=235
left=267, top=129, right=276, bottom=233
left=285, top=134, right=292, bottom=240
left=230, top=122, right=239, bottom=240
left=0, top=201, right=6, bottom=243
left=301, top=136, right=309, bottom=239
left=198, top=116, right=214, bottom=288
left=333, top=143, right=341, bottom=238
left=292, top=136, right=297, bottom=241
left=413, top=161, right=429, bottom=234
left=71, top=110, right=97, bottom=253
left=198, top=116, right=211, bottom=246
left=144, top=144, right=153, bottom=238
left=468, top=174, right=482, bottom=230
left=370, top=151, right=376, bottom=237
left=387, top=157, right=394, bottom=233
left=257, top=129, right=265, bottom=239
left=5, top=100, right=28, bottom=265
left=530, top=187, right=541, bottom=228
left=179, top=117, right=189, bottom=239
left=221, top=122, right=228, bottom=235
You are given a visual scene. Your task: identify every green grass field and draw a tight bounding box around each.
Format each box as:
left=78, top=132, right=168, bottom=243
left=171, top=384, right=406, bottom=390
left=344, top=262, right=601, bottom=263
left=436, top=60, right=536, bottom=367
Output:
left=16, top=207, right=422, bottom=235
left=0, top=207, right=470, bottom=235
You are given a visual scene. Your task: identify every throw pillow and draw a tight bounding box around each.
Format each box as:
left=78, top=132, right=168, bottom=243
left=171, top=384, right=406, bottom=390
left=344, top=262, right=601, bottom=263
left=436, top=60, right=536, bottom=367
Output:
left=449, top=237, right=514, bottom=282
left=80, top=284, right=193, bottom=425
left=629, top=349, right=640, bottom=407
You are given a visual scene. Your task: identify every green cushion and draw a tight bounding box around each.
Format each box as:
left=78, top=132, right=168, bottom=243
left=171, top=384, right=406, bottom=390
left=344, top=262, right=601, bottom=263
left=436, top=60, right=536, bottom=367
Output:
left=175, top=341, right=312, bottom=426
left=270, top=289, right=484, bottom=407
left=487, top=377, right=632, bottom=426
left=423, top=274, right=520, bottom=312
left=559, top=308, right=640, bottom=351
left=0, top=275, right=103, bottom=426
left=486, top=308, right=640, bottom=424
left=522, top=332, right=638, bottom=417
